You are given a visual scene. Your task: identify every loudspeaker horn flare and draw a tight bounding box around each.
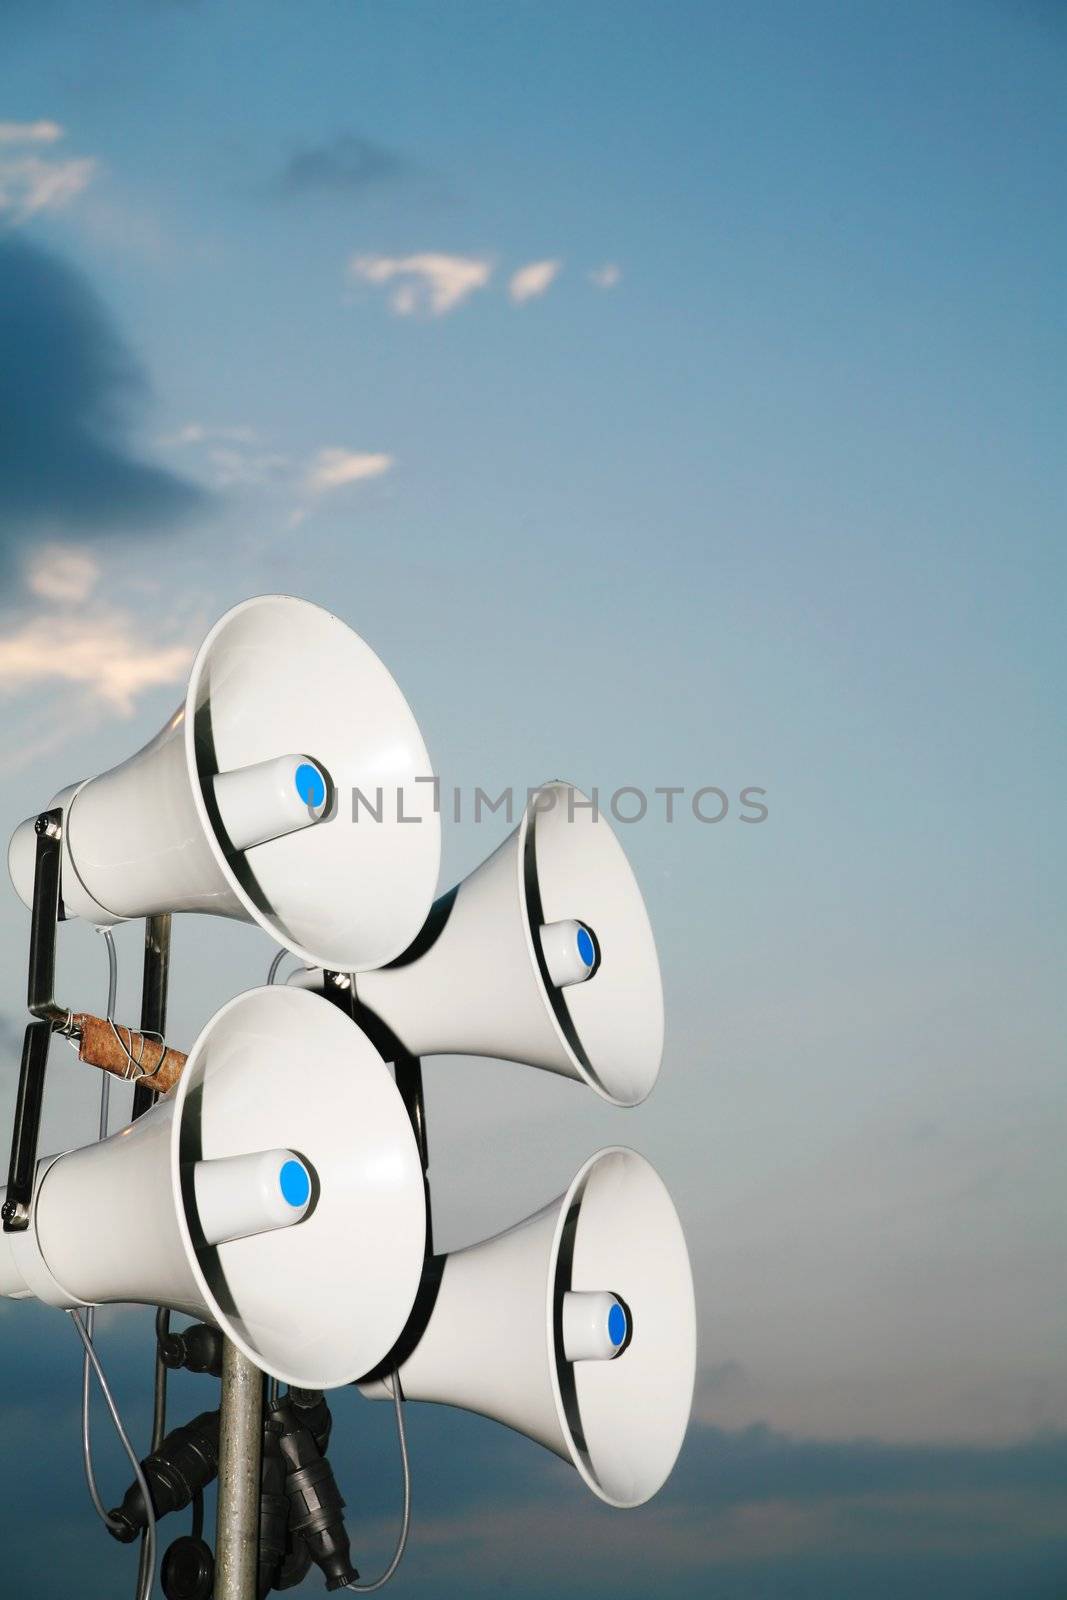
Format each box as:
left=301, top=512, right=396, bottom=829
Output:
left=0, top=987, right=427, bottom=1389
left=359, top=1147, right=696, bottom=1508
left=307, top=781, right=663, bottom=1106
left=8, top=596, right=440, bottom=973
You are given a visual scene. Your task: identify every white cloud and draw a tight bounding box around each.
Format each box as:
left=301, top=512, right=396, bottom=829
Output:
left=160, top=422, right=209, bottom=447
left=0, top=119, right=95, bottom=221
left=24, top=544, right=101, bottom=604
left=0, top=153, right=96, bottom=221
left=155, top=422, right=288, bottom=487
left=589, top=262, right=622, bottom=289
left=0, top=120, right=63, bottom=145
left=0, top=612, right=194, bottom=716
left=157, top=422, right=259, bottom=448
left=154, top=421, right=394, bottom=517
left=348, top=252, right=493, bottom=316
left=305, top=448, right=394, bottom=494
left=0, top=560, right=204, bottom=770
left=206, top=446, right=291, bottom=489
left=508, top=258, right=562, bottom=304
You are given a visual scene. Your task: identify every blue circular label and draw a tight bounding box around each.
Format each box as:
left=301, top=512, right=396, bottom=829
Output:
left=577, top=927, right=596, bottom=968
left=279, top=1159, right=311, bottom=1208
left=295, top=763, right=326, bottom=809
left=607, top=1302, right=627, bottom=1346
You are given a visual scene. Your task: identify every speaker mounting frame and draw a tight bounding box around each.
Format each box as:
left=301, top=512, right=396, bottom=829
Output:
left=3, top=810, right=65, bottom=1232
left=4, top=818, right=176, bottom=1237
left=132, top=913, right=173, bottom=1121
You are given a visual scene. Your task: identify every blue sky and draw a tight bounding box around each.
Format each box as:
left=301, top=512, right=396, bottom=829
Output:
left=0, top=1, right=1065, bottom=1594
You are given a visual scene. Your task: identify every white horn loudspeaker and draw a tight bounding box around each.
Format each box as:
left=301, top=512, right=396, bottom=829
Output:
left=8, top=595, right=440, bottom=972
left=359, top=1147, right=695, bottom=1507
left=0, top=986, right=427, bottom=1388
left=315, top=781, right=663, bottom=1106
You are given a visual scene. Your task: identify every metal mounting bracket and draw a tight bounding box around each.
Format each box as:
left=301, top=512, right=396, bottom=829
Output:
left=4, top=811, right=65, bottom=1231
left=132, top=913, right=172, bottom=1121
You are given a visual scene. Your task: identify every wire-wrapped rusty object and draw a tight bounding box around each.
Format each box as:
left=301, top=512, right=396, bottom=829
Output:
left=73, top=1013, right=188, bottom=1095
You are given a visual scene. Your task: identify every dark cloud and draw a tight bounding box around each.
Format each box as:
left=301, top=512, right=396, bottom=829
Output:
left=0, top=233, right=207, bottom=578
left=276, top=133, right=412, bottom=198
left=2, top=1300, right=1066, bottom=1600
left=696, top=1355, right=748, bottom=1395
left=668, top=1419, right=1067, bottom=1512
left=331, top=1401, right=1067, bottom=1531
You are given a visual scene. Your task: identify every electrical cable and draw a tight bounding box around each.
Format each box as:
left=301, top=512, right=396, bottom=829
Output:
left=70, top=1308, right=158, bottom=1600
left=136, top=1305, right=172, bottom=1599
left=340, top=955, right=415, bottom=1593
left=190, top=1488, right=204, bottom=1543
left=267, top=948, right=287, bottom=985
left=344, top=1373, right=411, bottom=1593
left=78, top=930, right=165, bottom=1600
left=152, top=1306, right=173, bottom=1430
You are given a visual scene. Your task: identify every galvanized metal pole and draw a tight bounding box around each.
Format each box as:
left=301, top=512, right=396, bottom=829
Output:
left=215, top=1338, right=262, bottom=1600
left=135, top=912, right=173, bottom=1600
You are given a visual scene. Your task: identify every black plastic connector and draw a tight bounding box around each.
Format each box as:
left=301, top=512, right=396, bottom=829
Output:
left=258, top=1418, right=290, bottom=1599
left=158, top=1322, right=225, bottom=1377
left=287, top=1387, right=333, bottom=1454
left=107, top=1410, right=221, bottom=1543
left=160, top=1534, right=215, bottom=1600
left=271, top=1398, right=358, bottom=1591
left=274, top=1532, right=313, bottom=1591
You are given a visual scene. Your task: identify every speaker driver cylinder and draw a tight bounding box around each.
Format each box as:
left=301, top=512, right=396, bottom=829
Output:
left=539, top=920, right=598, bottom=988
left=561, top=1290, right=628, bottom=1362
left=212, top=754, right=328, bottom=853
left=192, top=1149, right=312, bottom=1248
